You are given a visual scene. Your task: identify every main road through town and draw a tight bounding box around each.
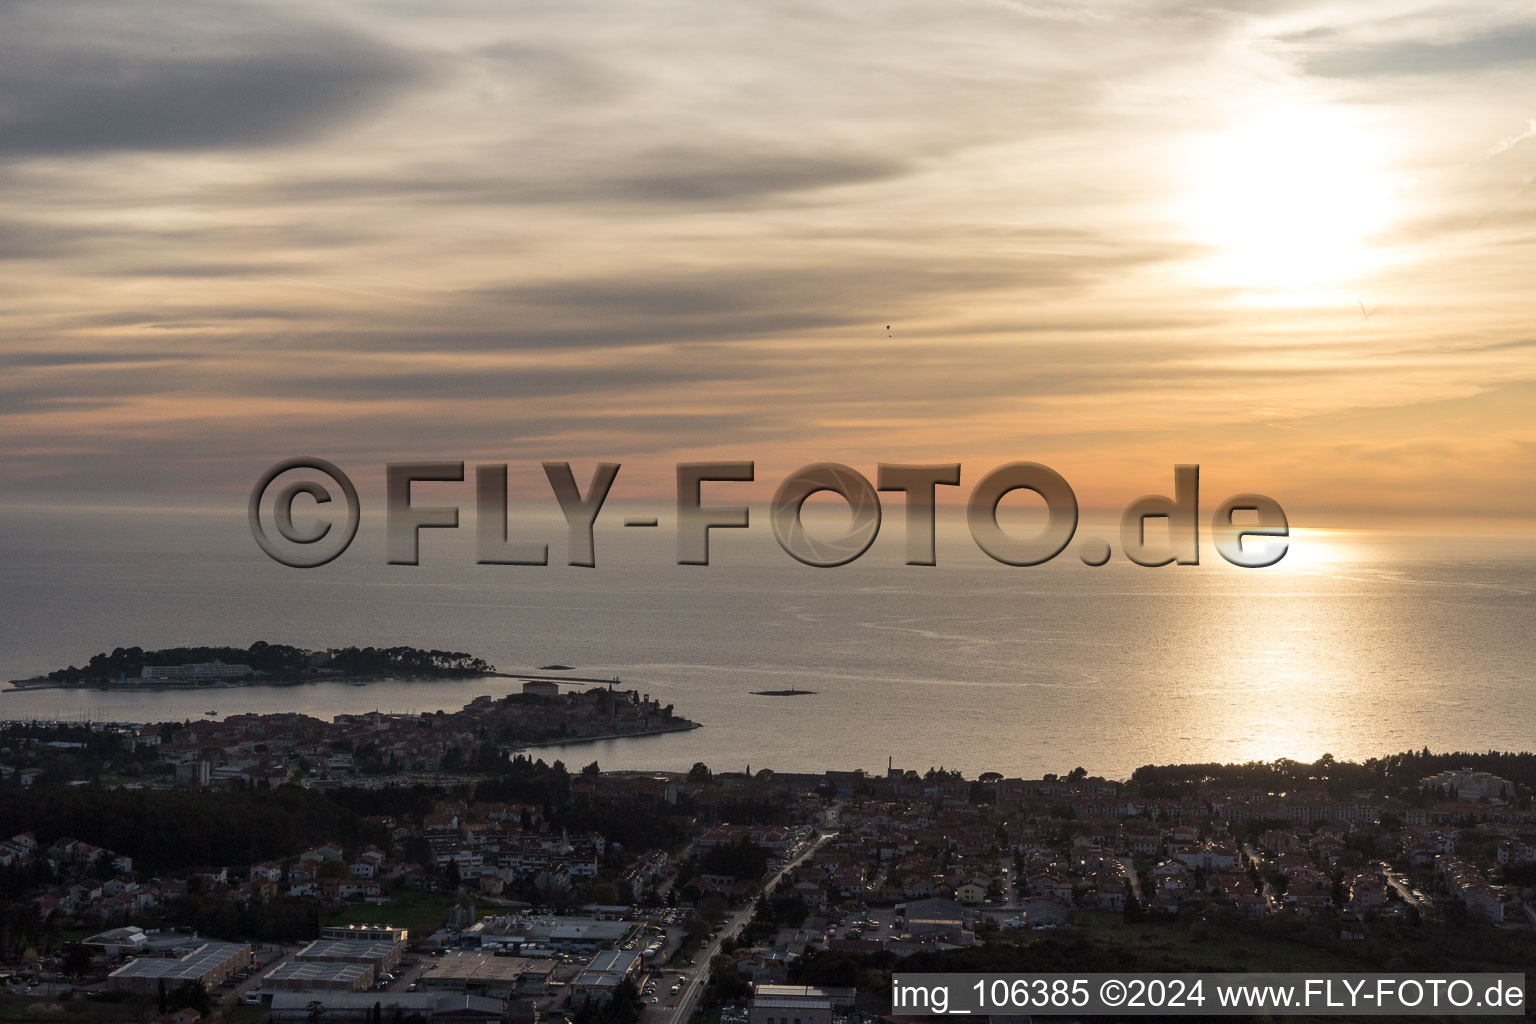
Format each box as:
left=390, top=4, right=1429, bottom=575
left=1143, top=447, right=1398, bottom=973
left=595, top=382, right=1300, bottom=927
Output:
left=659, top=829, right=836, bottom=1024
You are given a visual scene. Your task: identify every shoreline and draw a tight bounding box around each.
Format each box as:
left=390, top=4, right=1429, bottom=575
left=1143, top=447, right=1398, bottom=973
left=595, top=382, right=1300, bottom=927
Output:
left=3, top=671, right=518, bottom=693
left=4, top=669, right=652, bottom=694
left=515, top=720, right=702, bottom=749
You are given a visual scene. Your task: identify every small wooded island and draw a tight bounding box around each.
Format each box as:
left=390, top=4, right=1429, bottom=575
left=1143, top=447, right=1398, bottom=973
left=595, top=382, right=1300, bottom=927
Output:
left=8, top=641, right=497, bottom=690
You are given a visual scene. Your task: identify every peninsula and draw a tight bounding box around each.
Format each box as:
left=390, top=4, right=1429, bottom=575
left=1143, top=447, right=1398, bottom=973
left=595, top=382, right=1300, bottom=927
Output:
left=7, top=641, right=498, bottom=691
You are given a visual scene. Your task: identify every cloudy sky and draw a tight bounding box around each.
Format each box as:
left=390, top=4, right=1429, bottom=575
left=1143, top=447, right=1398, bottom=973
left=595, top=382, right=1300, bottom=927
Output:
left=2, top=0, right=1533, bottom=526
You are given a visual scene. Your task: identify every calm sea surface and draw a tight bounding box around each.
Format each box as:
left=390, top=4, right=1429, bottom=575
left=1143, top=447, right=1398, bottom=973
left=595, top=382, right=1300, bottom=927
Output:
left=0, top=506, right=1531, bottom=779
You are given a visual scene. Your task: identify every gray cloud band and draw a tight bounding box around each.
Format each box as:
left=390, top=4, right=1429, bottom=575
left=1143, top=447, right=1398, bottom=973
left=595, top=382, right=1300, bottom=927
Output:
left=249, top=460, right=1288, bottom=569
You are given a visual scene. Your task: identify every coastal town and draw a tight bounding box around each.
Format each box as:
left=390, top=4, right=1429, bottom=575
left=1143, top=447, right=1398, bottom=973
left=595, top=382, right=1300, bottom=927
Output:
left=2, top=680, right=696, bottom=793
left=2, top=693, right=1536, bottom=1024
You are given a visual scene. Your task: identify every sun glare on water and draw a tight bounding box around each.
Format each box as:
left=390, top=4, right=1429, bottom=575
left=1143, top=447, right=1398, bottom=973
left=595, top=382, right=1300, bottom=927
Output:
left=1268, top=527, right=1361, bottom=573
left=1182, top=105, right=1397, bottom=291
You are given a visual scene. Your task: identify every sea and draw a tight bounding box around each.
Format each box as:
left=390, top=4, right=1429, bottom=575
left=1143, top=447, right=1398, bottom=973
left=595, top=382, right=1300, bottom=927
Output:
left=0, top=504, right=1532, bottom=780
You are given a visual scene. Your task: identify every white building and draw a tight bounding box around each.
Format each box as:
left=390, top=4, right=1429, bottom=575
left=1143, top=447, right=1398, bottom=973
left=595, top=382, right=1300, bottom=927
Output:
left=139, top=661, right=254, bottom=682
left=749, top=985, right=837, bottom=1024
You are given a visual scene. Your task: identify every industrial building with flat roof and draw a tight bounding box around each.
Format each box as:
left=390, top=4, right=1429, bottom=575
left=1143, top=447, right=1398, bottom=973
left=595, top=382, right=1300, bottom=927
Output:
left=295, top=939, right=403, bottom=973
left=320, top=924, right=408, bottom=943
left=106, top=942, right=252, bottom=994
left=421, top=953, right=554, bottom=998
left=748, top=986, right=838, bottom=1024
left=264, top=960, right=375, bottom=992
left=572, top=949, right=641, bottom=999
left=83, top=926, right=151, bottom=957
left=460, top=915, right=634, bottom=951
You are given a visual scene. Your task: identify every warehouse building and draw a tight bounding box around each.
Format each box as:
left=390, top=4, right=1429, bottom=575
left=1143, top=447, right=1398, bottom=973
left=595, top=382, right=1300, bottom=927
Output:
left=106, top=942, right=252, bottom=995
left=460, top=915, right=633, bottom=953
left=321, top=924, right=409, bottom=943
left=748, top=986, right=837, bottom=1024
left=82, top=926, right=150, bottom=957
left=571, top=950, right=641, bottom=1002
left=264, top=960, right=374, bottom=992
left=295, top=939, right=403, bottom=974
left=421, top=953, right=554, bottom=999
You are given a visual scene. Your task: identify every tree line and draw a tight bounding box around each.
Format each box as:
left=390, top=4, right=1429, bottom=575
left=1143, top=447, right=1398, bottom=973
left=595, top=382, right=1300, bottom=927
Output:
left=43, top=641, right=493, bottom=683
left=1130, top=749, right=1536, bottom=800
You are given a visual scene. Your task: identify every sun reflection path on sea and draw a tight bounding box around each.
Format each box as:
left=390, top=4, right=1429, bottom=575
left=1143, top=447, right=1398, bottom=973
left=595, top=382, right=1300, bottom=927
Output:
left=1148, top=528, right=1413, bottom=768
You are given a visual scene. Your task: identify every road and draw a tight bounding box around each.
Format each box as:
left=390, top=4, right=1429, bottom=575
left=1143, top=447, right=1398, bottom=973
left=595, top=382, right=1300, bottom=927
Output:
left=1243, top=844, right=1281, bottom=914
left=1377, top=862, right=1432, bottom=919
left=659, top=831, right=834, bottom=1024
left=220, top=943, right=293, bottom=1009
left=975, top=864, right=1020, bottom=924
left=394, top=952, right=431, bottom=991
left=998, top=863, right=1018, bottom=910
left=1118, top=858, right=1143, bottom=903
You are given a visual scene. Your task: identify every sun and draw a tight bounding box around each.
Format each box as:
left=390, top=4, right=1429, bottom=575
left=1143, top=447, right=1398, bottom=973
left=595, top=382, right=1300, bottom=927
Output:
left=1262, top=527, right=1359, bottom=573
left=1181, top=104, right=1395, bottom=290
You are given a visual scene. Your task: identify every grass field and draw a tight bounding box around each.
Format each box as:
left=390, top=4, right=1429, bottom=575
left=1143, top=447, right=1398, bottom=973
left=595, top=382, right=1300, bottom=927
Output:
left=229, top=1004, right=266, bottom=1024
left=324, top=891, right=464, bottom=940
left=0, top=993, right=268, bottom=1024
left=1071, top=911, right=1366, bottom=972
left=0, top=994, right=149, bottom=1023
